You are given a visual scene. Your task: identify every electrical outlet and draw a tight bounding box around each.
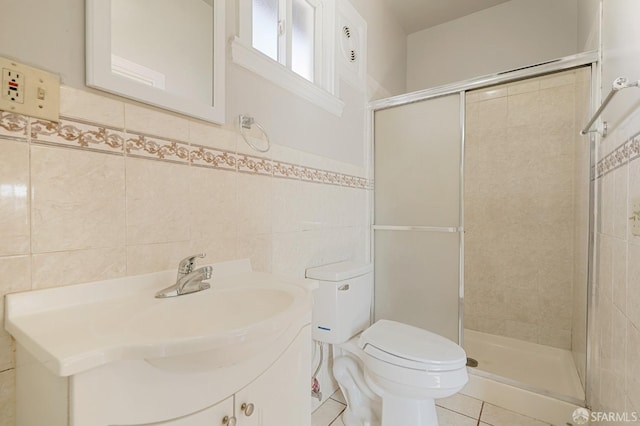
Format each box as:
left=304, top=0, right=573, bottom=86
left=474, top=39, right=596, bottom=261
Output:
left=0, top=57, right=59, bottom=122
left=630, top=197, right=640, bottom=237
left=2, top=68, right=24, bottom=104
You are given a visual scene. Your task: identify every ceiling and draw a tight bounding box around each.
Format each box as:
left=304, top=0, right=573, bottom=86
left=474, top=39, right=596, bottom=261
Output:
left=380, top=0, right=511, bottom=34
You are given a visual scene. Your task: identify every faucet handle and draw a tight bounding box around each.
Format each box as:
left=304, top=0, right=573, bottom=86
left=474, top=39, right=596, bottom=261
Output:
left=177, top=253, right=205, bottom=276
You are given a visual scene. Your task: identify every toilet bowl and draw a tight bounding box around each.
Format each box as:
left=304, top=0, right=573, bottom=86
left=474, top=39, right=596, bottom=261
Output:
left=306, top=262, right=468, bottom=426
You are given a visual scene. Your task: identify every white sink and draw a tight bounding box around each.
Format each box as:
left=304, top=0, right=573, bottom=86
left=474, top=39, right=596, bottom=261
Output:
left=5, top=259, right=314, bottom=376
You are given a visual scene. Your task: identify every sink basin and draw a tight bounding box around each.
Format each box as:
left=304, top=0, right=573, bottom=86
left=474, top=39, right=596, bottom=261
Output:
left=131, top=286, right=295, bottom=339
left=5, top=259, right=314, bottom=376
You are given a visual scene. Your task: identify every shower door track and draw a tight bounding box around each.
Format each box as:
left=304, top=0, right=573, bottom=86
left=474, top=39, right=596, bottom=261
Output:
left=370, top=50, right=598, bottom=111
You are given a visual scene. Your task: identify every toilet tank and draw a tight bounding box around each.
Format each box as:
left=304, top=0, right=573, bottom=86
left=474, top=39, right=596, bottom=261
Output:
left=305, top=261, right=373, bottom=344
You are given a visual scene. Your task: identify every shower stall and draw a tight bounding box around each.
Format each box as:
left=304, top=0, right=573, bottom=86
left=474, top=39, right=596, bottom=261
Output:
left=370, top=52, right=596, bottom=421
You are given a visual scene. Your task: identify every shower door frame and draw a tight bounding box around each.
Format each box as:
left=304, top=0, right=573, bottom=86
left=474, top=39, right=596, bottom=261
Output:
left=368, top=50, right=599, bottom=407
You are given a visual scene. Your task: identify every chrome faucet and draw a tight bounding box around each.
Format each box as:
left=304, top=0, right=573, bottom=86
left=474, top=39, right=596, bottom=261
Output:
left=155, top=254, right=213, bottom=298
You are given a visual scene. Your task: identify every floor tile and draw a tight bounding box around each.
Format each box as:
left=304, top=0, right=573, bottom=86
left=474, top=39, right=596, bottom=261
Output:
left=480, top=403, right=550, bottom=426
left=330, top=389, right=347, bottom=405
left=328, top=414, right=346, bottom=426
left=436, top=393, right=483, bottom=419
left=312, top=398, right=345, bottom=426
left=436, top=406, right=478, bottom=426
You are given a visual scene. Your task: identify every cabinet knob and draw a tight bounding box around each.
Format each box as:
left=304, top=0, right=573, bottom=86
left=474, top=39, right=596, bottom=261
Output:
left=241, top=402, right=255, bottom=416
left=222, top=415, right=237, bottom=426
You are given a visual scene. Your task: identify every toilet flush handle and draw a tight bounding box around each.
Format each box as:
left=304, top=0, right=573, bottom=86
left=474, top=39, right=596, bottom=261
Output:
left=338, top=284, right=350, bottom=291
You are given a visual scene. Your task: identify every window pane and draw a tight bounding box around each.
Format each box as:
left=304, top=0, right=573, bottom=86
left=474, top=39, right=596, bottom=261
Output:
left=252, top=0, right=278, bottom=60
left=291, top=0, right=315, bottom=81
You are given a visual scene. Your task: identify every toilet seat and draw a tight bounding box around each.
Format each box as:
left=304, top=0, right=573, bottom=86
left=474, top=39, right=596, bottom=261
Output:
left=356, top=321, right=468, bottom=400
left=358, top=320, right=467, bottom=372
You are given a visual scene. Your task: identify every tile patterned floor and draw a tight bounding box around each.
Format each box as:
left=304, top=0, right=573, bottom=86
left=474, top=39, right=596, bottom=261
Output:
left=312, top=391, right=554, bottom=426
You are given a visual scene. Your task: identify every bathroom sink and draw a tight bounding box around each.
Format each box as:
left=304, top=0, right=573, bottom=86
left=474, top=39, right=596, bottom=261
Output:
left=5, top=259, right=313, bottom=376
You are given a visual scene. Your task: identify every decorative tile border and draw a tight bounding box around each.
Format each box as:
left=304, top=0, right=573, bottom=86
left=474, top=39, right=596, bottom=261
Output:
left=237, top=154, right=273, bottom=175
left=190, top=144, right=237, bottom=171
left=0, top=112, right=372, bottom=190
left=125, top=132, right=190, bottom=164
left=30, top=116, right=125, bottom=154
left=273, top=160, right=303, bottom=179
left=596, top=131, right=640, bottom=178
left=0, top=111, right=29, bottom=141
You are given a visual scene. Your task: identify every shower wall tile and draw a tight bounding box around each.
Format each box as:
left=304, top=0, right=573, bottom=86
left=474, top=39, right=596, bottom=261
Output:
left=539, top=85, right=575, bottom=131
left=507, top=79, right=539, bottom=96
left=465, top=70, right=585, bottom=350
left=30, top=145, right=126, bottom=253
left=539, top=70, right=576, bottom=89
left=465, top=86, right=507, bottom=103
left=0, top=139, right=30, bottom=256
left=507, top=92, right=540, bottom=128
left=477, top=97, right=508, bottom=130
left=538, top=326, right=571, bottom=350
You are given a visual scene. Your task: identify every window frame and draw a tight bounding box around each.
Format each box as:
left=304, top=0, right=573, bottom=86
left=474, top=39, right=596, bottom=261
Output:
left=232, top=0, right=344, bottom=116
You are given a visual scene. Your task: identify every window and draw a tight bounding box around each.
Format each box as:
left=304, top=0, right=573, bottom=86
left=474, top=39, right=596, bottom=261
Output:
left=232, top=0, right=344, bottom=115
left=251, top=0, right=319, bottom=82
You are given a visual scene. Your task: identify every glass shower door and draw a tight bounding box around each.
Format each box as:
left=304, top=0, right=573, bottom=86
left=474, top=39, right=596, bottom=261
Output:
left=373, top=94, right=463, bottom=343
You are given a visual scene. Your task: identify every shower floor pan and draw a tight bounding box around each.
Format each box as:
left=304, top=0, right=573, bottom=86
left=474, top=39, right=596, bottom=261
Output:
left=461, top=329, right=585, bottom=425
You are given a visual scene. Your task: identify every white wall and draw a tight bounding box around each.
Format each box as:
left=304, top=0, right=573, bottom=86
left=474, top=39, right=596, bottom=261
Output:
left=348, top=0, right=407, bottom=99
left=406, top=0, right=579, bottom=91
left=578, top=0, right=600, bottom=52
left=0, top=0, right=406, bottom=167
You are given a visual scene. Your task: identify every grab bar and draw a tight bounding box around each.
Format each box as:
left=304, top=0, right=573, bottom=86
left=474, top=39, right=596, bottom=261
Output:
left=581, top=77, right=640, bottom=137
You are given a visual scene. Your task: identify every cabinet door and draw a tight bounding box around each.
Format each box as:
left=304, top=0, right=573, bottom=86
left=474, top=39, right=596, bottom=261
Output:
left=235, top=328, right=311, bottom=426
left=140, top=395, right=234, bottom=426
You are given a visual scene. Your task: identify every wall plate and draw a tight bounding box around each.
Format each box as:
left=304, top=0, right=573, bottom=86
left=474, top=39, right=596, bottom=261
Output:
left=0, top=57, right=60, bottom=122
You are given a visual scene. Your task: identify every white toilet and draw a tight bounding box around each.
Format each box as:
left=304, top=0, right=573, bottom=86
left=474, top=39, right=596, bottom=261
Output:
left=306, top=261, right=468, bottom=426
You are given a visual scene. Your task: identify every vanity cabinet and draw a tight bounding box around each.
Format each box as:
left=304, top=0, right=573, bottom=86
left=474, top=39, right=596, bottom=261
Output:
left=145, top=396, right=234, bottom=426
left=7, top=260, right=314, bottom=426
left=142, top=324, right=310, bottom=426
left=234, top=325, right=310, bottom=426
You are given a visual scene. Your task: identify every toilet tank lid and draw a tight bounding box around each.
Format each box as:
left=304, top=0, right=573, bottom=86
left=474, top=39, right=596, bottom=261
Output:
left=305, top=261, right=372, bottom=281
